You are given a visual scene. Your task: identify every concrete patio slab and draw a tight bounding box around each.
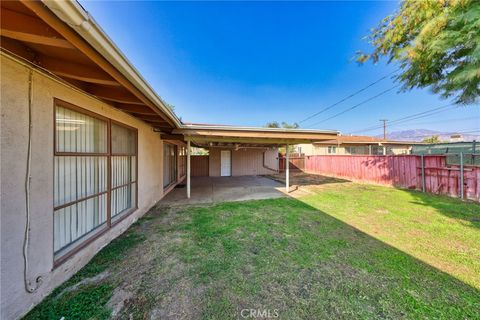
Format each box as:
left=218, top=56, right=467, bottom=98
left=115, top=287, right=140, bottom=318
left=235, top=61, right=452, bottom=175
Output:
left=159, top=176, right=286, bottom=206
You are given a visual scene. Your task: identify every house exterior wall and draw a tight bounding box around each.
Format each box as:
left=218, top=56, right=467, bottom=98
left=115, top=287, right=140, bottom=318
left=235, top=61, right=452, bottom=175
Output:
left=0, top=54, right=166, bottom=319
left=296, top=143, right=315, bottom=155
left=209, top=148, right=222, bottom=177
left=208, top=148, right=278, bottom=176
left=297, top=144, right=346, bottom=155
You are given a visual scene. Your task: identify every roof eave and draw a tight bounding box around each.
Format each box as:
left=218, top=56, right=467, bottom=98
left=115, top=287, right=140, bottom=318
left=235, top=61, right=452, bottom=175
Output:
left=43, top=0, right=183, bottom=127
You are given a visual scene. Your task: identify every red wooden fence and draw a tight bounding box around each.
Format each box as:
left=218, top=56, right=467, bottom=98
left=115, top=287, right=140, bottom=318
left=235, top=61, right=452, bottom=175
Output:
left=279, top=156, right=305, bottom=171
left=191, top=155, right=209, bottom=177
left=300, top=155, right=479, bottom=201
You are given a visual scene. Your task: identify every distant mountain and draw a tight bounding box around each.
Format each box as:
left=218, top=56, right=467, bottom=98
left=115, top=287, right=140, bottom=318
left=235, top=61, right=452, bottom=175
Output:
left=375, top=129, right=480, bottom=142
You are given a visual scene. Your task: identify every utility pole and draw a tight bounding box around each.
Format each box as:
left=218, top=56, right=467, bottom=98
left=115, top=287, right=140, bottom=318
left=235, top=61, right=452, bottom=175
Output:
left=380, top=119, right=388, bottom=140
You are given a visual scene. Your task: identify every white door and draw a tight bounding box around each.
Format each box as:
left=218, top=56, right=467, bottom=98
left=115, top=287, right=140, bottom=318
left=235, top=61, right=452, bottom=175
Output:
left=220, top=150, right=232, bottom=176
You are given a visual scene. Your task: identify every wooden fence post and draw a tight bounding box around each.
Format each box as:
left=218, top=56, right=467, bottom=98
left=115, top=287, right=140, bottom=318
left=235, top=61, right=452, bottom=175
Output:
left=460, top=152, right=464, bottom=199
left=421, top=154, right=425, bottom=193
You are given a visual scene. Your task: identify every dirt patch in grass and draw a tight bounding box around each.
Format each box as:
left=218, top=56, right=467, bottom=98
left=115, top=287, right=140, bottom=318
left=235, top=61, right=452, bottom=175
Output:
left=101, top=206, right=206, bottom=319
left=267, top=171, right=350, bottom=189
left=23, top=224, right=146, bottom=320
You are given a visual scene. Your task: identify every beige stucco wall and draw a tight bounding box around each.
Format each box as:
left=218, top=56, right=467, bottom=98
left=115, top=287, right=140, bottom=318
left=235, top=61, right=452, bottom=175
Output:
left=296, top=143, right=316, bottom=155
left=0, top=54, right=165, bottom=319
left=208, top=148, right=278, bottom=176
left=297, top=144, right=338, bottom=155
left=208, top=148, right=222, bottom=177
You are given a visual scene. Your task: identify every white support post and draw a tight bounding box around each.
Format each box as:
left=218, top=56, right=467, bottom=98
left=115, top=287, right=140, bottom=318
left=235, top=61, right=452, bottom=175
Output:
left=187, top=139, right=191, bottom=199
left=286, top=144, right=289, bottom=193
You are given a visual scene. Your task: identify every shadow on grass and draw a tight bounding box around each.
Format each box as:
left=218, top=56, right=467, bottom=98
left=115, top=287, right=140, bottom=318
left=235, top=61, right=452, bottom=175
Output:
left=22, top=195, right=480, bottom=319
left=288, top=171, right=479, bottom=229
left=160, top=197, right=480, bottom=319
left=408, top=190, right=480, bottom=229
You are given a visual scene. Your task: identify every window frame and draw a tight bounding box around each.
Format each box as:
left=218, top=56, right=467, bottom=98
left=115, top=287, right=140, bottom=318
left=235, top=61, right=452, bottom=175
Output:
left=345, top=146, right=361, bottom=155
left=178, top=145, right=186, bottom=179
left=110, top=119, right=138, bottom=222
left=327, top=146, right=337, bottom=154
left=163, top=142, right=178, bottom=190
left=53, top=99, right=138, bottom=267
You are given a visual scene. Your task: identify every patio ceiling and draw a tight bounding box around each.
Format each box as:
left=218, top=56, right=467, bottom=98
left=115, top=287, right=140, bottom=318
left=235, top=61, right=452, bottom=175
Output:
left=0, top=0, right=179, bottom=132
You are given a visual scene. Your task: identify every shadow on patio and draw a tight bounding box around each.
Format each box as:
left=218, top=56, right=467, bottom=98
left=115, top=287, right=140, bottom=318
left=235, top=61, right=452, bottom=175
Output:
left=267, top=171, right=350, bottom=187
left=160, top=176, right=287, bottom=207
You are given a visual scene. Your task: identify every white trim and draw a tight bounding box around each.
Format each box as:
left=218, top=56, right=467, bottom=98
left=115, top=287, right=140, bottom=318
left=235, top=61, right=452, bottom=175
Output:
left=285, top=146, right=290, bottom=193
left=180, top=124, right=338, bottom=134
left=220, top=150, right=232, bottom=177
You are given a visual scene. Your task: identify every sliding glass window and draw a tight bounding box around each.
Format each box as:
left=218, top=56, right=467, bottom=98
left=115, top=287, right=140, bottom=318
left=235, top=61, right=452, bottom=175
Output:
left=54, top=100, right=137, bottom=261
left=54, top=104, right=108, bottom=255
left=178, top=146, right=186, bottom=178
left=163, top=143, right=177, bottom=188
left=111, top=123, right=137, bottom=220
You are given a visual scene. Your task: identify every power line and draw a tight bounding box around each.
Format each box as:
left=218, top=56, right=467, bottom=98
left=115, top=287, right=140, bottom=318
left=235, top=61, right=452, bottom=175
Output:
left=389, top=116, right=479, bottom=127
left=306, top=85, right=401, bottom=128
left=398, top=129, right=480, bottom=139
left=394, top=114, right=475, bottom=128
left=349, top=103, right=456, bottom=134
left=389, top=104, right=456, bottom=125
left=351, top=104, right=455, bottom=134
left=379, top=105, right=456, bottom=129
left=298, top=69, right=399, bottom=124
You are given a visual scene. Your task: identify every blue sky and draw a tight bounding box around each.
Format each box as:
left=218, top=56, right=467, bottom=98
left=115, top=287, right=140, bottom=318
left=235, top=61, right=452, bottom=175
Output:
left=80, top=1, right=479, bottom=136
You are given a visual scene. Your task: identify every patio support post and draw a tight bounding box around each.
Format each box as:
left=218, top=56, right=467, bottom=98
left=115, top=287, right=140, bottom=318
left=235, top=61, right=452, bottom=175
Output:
left=286, top=144, right=290, bottom=193
left=187, top=139, right=191, bottom=199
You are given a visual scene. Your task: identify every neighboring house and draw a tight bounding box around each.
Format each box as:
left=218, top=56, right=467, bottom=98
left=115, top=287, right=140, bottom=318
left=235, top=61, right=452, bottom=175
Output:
left=449, top=134, right=464, bottom=142
left=298, top=135, right=417, bottom=156
left=0, top=1, right=338, bottom=318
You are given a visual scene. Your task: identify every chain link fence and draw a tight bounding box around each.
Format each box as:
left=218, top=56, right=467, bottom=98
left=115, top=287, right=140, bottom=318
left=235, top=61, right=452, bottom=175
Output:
left=412, top=141, right=479, bottom=166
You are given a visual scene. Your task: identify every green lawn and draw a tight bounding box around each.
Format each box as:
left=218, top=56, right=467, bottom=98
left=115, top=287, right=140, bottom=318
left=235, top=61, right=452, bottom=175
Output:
left=25, top=179, right=480, bottom=319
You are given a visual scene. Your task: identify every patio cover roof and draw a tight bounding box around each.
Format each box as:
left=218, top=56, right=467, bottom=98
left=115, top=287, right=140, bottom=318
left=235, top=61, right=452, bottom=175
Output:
left=312, top=135, right=422, bottom=146
left=172, top=124, right=339, bottom=148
